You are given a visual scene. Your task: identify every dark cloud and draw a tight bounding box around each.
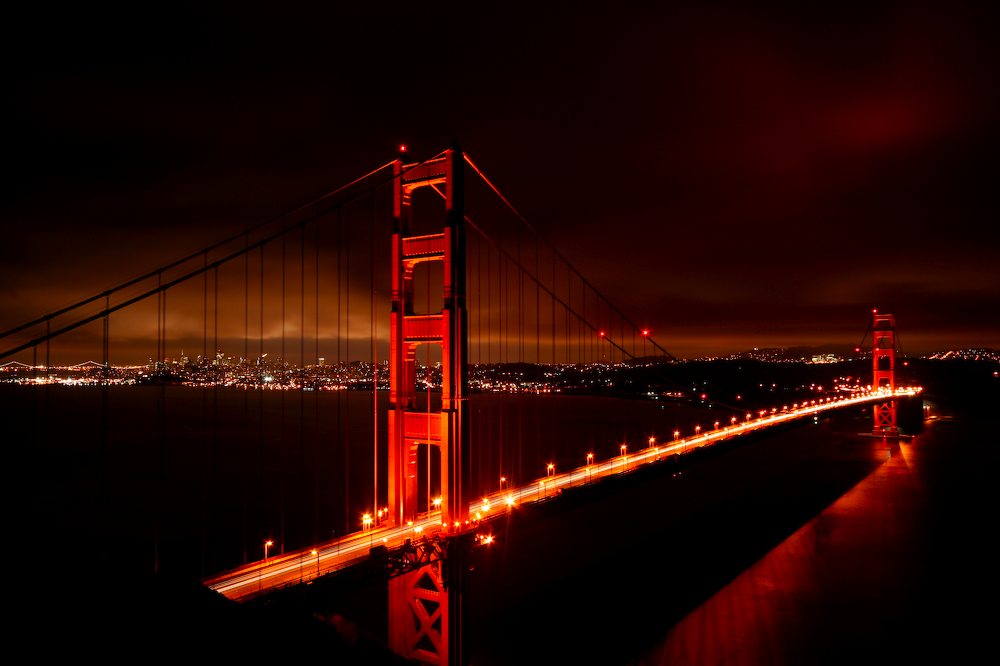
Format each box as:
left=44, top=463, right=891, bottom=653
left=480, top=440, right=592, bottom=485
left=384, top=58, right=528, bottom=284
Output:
left=3, top=2, right=997, bottom=361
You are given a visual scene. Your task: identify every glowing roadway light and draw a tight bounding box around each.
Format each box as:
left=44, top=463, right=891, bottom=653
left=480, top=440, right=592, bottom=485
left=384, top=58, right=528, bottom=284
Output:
left=547, top=463, right=555, bottom=477
left=311, top=549, right=319, bottom=576
left=264, top=539, right=273, bottom=562
left=695, top=425, right=701, bottom=436
left=362, top=513, right=372, bottom=531
left=499, top=476, right=507, bottom=490
left=673, top=430, right=680, bottom=440
left=432, top=497, right=442, bottom=510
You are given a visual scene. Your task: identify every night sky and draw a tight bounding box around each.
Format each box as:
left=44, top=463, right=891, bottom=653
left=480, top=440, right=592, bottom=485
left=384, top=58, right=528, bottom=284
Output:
left=4, top=2, right=998, bottom=360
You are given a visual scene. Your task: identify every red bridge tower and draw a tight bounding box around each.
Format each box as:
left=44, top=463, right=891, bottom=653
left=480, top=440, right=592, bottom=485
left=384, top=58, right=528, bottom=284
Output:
left=871, top=310, right=899, bottom=436
left=386, top=146, right=470, bottom=665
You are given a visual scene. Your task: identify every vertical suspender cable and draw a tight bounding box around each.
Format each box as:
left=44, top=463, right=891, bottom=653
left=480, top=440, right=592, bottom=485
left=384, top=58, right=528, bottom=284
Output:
left=300, top=222, right=306, bottom=546
left=210, top=263, right=219, bottom=575
left=426, top=255, right=432, bottom=513
left=371, top=193, right=378, bottom=522
left=486, top=241, right=495, bottom=481
left=200, top=254, right=208, bottom=574
left=155, top=272, right=165, bottom=575
left=313, top=220, right=320, bottom=543
left=551, top=247, right=556, bottom=365
left=258, top=243, right=265, bottom=555
left=343, top=209, right=351, bottom=532
left=242, top=235, right=249, bottom=563
left=280, top=225, right=287, bottom=554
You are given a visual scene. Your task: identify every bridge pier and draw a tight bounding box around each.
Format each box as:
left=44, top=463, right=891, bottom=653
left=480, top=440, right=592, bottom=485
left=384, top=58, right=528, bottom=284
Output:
left=387, top=534, right=471, bottom=665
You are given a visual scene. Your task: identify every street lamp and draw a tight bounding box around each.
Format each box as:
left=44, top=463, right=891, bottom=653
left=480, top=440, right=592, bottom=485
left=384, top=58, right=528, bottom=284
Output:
left=673, top=430, right=680, bottom=441
left=259, top=539, right=274, bottom=592
left=586, top=452, right=594, bottom=482
left=362, top=513, right=373, bottom=549
left=547, top=463, right=555, bottom=477
left=620, top=444, right=627, bottom=472
left=499, top=476, right=507, bottom=491
left=312, top=549, right=319, bottom=576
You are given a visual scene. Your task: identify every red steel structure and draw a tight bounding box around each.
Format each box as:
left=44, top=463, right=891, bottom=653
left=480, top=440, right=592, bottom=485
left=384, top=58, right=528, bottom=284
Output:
left=871, top=310, right=898, bottom=435
left=386, top=146, right=470, bottom=665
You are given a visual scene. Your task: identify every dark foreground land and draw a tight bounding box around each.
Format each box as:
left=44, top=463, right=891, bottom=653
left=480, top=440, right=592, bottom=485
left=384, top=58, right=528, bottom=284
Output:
left=11, top=359, right=998, bottom=664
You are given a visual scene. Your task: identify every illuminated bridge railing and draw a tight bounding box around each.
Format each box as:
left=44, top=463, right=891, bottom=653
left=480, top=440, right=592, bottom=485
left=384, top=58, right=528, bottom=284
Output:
left=205, top=387, right=921, bottom=601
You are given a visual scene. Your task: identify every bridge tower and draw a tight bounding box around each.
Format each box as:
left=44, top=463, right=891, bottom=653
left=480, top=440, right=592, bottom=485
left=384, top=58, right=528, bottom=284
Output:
left=871, top=310, right=898, bottom=436
left=386, top=146, right=470, bottom=665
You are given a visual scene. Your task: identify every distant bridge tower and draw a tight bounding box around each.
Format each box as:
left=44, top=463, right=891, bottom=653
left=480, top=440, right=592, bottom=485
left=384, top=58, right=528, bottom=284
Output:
left=871, top=310, right=898, bottom=436
left=386, top=146, right=470, bottom=665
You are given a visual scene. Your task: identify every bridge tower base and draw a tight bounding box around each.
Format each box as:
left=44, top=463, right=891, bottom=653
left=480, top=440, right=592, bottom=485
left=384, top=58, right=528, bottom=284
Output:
left=387, top=535, right=470, bottom=665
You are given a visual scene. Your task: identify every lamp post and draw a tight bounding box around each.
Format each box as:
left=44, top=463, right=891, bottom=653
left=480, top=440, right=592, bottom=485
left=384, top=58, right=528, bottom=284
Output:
left=586, top=452, right=594, bottom=482
left=259, top=539, right=273, bottom=592
left=499, top=476, right=507, bottom=491
left=620, top=443, right=627, bottom=473
left=547, top=463, right=555, bottom=477
left=362, top=513, right=373, bottom=548
left=312, top=549, right=319, bottom=577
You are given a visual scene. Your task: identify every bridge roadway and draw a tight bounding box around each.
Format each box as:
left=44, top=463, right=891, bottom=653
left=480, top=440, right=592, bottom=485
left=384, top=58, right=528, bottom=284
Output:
left=204, top=387, right=920, bottom=601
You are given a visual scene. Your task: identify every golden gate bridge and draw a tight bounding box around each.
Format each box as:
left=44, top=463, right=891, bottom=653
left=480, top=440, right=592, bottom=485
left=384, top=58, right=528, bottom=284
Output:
left=1, top=144, right=919, bottom=665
